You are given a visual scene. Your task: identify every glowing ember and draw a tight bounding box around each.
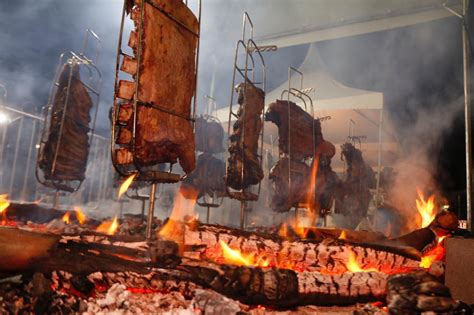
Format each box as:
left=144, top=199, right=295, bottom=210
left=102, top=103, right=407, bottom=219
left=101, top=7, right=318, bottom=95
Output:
left=219, top=240, right=270, bottom=267
left=118, top=173, right=137, bottom=198
left=62, top=212, right=71, bottom=224
left=96, top=217, right=119, bottom=235
left=74, top=206, right=86, bottom=224
left=345, top=250, right=378, bottom=273
left=420, top=236, right=447, bottom=269
left=0, top=194, right=10, bottom=214
left=415, top=188, right=436, bottom=228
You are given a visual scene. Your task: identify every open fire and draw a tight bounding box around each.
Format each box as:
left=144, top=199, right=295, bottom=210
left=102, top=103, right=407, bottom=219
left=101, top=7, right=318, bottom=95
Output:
left=416, top=188, right=437, bottom=228
left=96, top=216, right=119, bottom=235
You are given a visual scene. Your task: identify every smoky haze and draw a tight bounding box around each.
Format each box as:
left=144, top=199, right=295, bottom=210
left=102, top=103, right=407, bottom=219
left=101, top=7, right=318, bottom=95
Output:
left=0, top=0, right=470, bottom=224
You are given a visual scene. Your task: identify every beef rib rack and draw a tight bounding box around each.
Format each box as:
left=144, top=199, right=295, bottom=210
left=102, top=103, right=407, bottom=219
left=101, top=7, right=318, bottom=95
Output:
left=114, top=0, right=199, bottom=174
left=225, top=82, right=265, bottom=191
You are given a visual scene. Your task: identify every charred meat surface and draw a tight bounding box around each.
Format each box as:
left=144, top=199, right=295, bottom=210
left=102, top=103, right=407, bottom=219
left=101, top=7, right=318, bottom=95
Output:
left=335, top=142, right=376, bottom=223
left=115, top=0, right=198, bottom=173
left=181, top=153, right=225, bottom=199
left=225, top=83, right=264, bottom=191
left=39, top=63, right=92, bottom=181
left=194, top=116, right=224, bottom=154
left=269, top=157, right=311, bottom=212
left=265, top=99, right=323, bottom=160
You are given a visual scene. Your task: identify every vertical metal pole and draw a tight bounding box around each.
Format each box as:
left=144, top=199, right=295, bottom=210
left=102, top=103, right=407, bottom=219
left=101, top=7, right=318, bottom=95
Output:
left=206, top=206, right=211, bottom=224
left=375, top=109, right=384, bottom=207
left=240, top=201, right=246, bottom=229
left=53, top=190, right=60, bottom=209
left=463, top=0, right=473, bottom=231
left=8, top=117, right=24, bottom=197
left=119, top=201, right=124, bottom=220
left=146, top=183, right=157, bottom=239
left=0, top=124, right=7, bottom=191
left=141, top=199, right=146, bottom=222
left=21, top=120, right=37, bottom=201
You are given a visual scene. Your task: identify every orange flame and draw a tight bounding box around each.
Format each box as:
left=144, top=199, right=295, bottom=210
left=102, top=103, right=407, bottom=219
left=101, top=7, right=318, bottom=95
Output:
left=278, top=223, right=289, bottom=238
left=338, top=230, right=347, bottom=240
left=159, top=186, right=198, bottom=240
left=415, top=188, right=436, bottom=228
left=420, top=236, right=447, bottom=269
left=74, top=206, right=86, bottom=224
left=219, top=240, right=270, bottom=267
left=96, top=217, right=119, bottom=235
left=0, top=194, right=10, bottom=214
left=118, top=173, right=137, bottom=199
left=306, top=155, right=320, bottom=224
left=62, top=212, right=71, bottom=224
left=346, top=249, right=378, bottom=272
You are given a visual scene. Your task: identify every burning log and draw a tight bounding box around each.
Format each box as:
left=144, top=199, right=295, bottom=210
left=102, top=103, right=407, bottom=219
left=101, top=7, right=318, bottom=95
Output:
left=169, top=257, right=388, bottom=307
left=177, top=223, right=421, bottom=274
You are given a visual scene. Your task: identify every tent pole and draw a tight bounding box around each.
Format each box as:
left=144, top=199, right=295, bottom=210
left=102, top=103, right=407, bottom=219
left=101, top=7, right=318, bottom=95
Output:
left=462, top=0, right=473, bottom=231
left=375, top=108, right=383, bottom=207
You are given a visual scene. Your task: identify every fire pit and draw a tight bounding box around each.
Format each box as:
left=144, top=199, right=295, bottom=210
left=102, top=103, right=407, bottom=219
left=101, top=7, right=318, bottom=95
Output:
left=0, top=197, right=466, bottom=314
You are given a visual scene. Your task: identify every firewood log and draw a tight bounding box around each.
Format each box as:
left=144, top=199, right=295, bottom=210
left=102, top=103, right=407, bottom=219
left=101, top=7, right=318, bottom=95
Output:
left=178, top=223, right=421, bottom=274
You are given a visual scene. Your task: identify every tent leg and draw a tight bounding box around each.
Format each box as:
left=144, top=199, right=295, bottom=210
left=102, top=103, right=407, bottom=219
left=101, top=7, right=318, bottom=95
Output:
left=462, top=0, right=473, bottom=231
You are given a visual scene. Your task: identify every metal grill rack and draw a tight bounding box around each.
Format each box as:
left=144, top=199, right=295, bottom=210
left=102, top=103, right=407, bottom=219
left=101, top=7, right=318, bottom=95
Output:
left=35, top=29, right=102, bottom=207
left=111, top=0, right=201, bottom=238
left=195, top=96, right=224, bottom=223
left=278, top=68, right=320, bottom=226
left=224, top=12, right=266, bottom=229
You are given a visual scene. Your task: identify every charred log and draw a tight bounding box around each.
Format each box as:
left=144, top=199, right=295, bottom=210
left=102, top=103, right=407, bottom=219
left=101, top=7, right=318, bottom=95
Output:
left=386, top=271, right=458, bottom=314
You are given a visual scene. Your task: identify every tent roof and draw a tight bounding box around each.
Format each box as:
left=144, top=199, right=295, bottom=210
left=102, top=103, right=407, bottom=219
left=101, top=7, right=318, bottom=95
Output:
left=265, top=43, right=384, bottom=110
left=253, top=0, right=461, bottom=47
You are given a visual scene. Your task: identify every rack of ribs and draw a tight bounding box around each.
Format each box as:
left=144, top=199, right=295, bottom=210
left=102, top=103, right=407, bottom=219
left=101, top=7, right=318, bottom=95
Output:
left=113, top=0, right=199, bottom=175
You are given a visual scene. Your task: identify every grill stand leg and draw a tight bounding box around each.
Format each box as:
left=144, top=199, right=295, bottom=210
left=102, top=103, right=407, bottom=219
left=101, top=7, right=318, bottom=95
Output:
left=141, top=199, right=146, bottom=223
left=53, top=191, right=60, bottom=209
left=146, top=183, right=157, bottom=239
left=206, top=206, right=211, bottom=224
left=240, top=201, right=246, bottom=230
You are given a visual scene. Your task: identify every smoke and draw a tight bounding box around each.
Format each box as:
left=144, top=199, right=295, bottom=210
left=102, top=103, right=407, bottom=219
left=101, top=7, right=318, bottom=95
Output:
left=387, top=97, right=463, bottom=230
